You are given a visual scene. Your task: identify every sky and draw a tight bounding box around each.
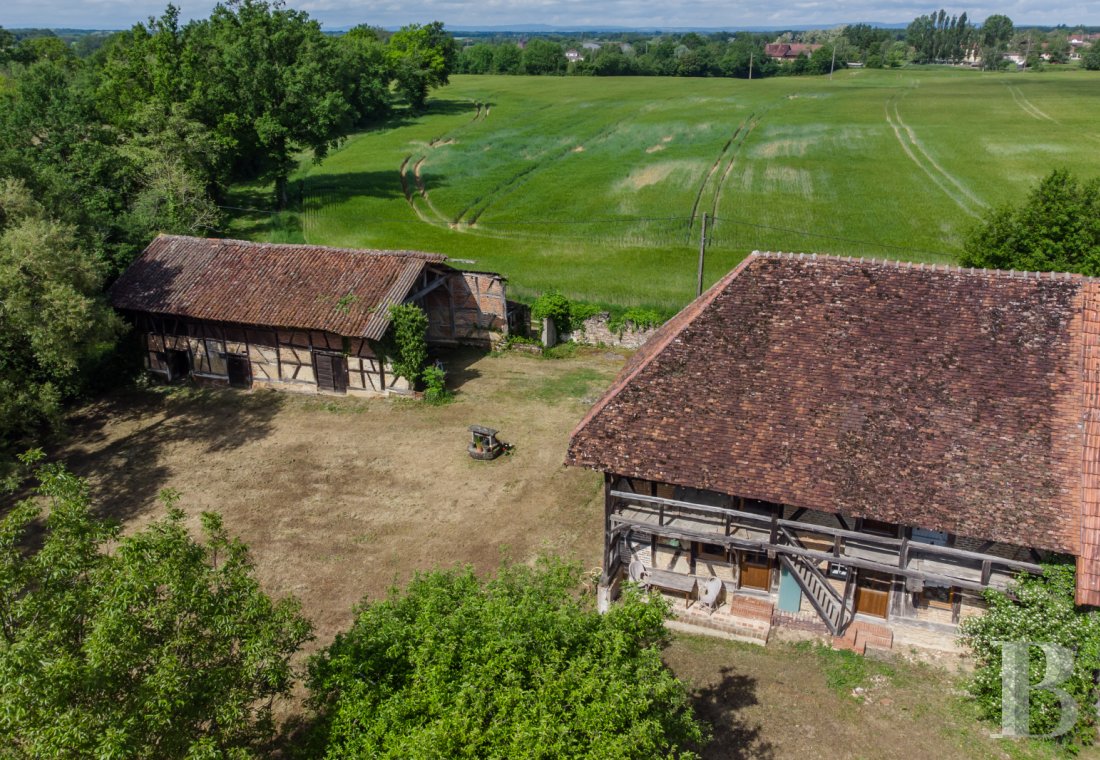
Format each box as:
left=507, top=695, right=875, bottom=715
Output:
left=1, top=0, right=1096, bottom=31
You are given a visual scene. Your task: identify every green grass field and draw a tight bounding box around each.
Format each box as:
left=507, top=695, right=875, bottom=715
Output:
left=230, top=67, right=1100, bottom=311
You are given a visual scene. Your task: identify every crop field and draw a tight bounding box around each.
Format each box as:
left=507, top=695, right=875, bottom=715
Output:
left=231, top=68, right=1100, bottom=311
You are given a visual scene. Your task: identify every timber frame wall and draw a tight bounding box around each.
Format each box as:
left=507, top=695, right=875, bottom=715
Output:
left=138, top=315, right=409, bottom=396
left=603, top=474, right=1046, bottom=638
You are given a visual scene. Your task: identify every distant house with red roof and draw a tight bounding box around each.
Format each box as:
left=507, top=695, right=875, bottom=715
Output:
left=568, top=252, right=1100, bottom=651
left=110, top=235, right=509, bottom=395
left=764, top=42, right=822, bottom=60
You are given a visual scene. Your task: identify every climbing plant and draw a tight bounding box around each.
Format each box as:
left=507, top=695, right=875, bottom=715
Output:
left=386, top=303, right=429, bottom=385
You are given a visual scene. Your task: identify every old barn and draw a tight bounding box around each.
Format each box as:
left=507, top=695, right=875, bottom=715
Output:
left=567, top=252, right=1100, bottom=652
left=109, top=235, right=509, bottom=395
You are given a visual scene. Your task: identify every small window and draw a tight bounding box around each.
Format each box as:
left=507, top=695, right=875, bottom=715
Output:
left=695, top=541, right=728, bottom=563
left=827, top=562, right=850, bottom=580
left=919, top=585, right=955, bottom=610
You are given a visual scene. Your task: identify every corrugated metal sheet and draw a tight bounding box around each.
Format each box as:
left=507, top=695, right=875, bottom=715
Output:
left=109, top=235, right=447, bottom=339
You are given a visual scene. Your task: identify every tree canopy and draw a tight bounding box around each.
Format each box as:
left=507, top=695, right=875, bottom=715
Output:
left=0, top=456, right=312, bottom=757
left=959, top=169, right=1100, bottom=275
left=0, top=180, right=120, bottom=461
left=306, top=559, right=707, bottom=758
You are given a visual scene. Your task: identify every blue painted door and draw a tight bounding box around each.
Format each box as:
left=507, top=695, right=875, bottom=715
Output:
left=778, top=565, right=803, bottom=613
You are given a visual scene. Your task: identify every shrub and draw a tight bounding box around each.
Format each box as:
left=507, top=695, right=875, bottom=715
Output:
left=960, top=169, right=1100, bottom=275
left=386, top=303, right=429, bottom=385
left=609, top=307, right=664, bottom=335
left=421, top=364, right=451, bottom=404
left=959, top=559, right=1100, bottom=749
left=0, top=455, right=312, bottom=758
left=531, top=290, right=573, bottom=333
left=307, top=558, right=706, bottom=758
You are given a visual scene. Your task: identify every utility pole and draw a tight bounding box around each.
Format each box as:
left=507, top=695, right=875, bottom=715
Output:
left=749, top=51, right=753, bottom=80
left=697, top=213, right=708, bottom=298
left=829, top=44, right=837, bottom=78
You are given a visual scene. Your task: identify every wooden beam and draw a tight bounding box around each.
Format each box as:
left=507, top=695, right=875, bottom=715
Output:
left=610, top=516, right=1022, bottom=593
left=405, top=274, right=449, bottom=304
left=610, top=489, right=1041, bottom=573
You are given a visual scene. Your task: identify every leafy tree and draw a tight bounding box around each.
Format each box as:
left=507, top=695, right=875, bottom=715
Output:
left=492, top=42, right=523, bottom=74
left=523, top=38, right=565, bottom=75
left=334, top=25, right=393, bottom=125
left=0, top=27, right=13, bottom=64
left=458, top=42, right=495, bottom=74
left=386, top=303, right=429, bottom=385
left=386, top=22, right=457, bottom=111
left=186, top=0, right=354, bottom=207
left=1083, top=43, right=1100, bottom=71
left=959, top=560, right=1100, bottom=749
left=306, top=558, right=706, bottom=758
left=0, top=456, right=313, bottom=757
left=0, top=180, right=121, bottom=457
left=959, top=169, right=1100, bottom=275
left=980, top=14, right=1014, bottom=70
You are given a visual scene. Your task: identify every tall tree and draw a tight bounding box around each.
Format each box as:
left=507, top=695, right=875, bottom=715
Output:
left=522, top=38, right=565, bottom=75
left=0, top=179, right=121, bottom=454
left=959, top=169, right=1100, bottom=275
left=190, top=0, right=354, bottom=206
left=0, top=458, right=313, bottom=757
left=979, top=14, right=1014, bottom=69
left=386, top=22, right=457, bottom=111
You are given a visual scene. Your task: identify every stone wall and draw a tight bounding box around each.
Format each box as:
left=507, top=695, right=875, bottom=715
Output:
left=567, top=313, right=661, bottom=349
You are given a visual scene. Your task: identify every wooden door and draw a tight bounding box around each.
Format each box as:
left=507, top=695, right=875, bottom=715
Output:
left=166, top=349, right=190, bottom=382
left=739, top=552, right=772, bottom=591
left=226, top=354, right=251, bottom=389
left=854, top=571, right=891, bottom=618
left=314, top=353, right=347, bottom=394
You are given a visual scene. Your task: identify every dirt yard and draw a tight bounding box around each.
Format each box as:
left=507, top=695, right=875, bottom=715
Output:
left=58, top=347, right=618, bottom=647
left=54, top=347, right=1094, bottom=759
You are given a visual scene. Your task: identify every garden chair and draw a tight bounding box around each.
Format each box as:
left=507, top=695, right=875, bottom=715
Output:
left=699, top=576, right=723, bottom=613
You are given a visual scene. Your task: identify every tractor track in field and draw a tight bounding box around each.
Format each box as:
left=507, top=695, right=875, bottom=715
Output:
left=688, top=120, right=745, bottom=230
left=455, top=109, right=631, bottom=226
left=885, top=92, right=985, bottom=218
left=1004, top=83, right=1058, bottom=124
left=710, top=115, right=761, bottom=222
left=397, top=99, right=492, bottom=227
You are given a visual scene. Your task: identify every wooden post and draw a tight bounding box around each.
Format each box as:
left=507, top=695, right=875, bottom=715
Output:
left=602, top=474, right=615, bottom=584
left=697, top=212, right=707, bottom=298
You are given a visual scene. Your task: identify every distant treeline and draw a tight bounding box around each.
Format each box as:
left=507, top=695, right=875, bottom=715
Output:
left=456, top=27, right=907, bottom=79
left=456, top=14, right=1099, bottom=77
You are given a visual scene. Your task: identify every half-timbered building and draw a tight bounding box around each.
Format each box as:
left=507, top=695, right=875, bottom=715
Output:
left=567, top=252, right=1100, bottom=653
left=109, top=235, right=509, bottom=396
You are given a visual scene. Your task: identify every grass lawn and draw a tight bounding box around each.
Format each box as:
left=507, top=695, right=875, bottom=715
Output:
left=229, top=67, right=1100, bottom=312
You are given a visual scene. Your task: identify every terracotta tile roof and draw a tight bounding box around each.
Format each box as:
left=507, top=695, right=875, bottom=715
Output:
left=567, top=253, right=1100, bottom=604
left=109, top=235, right=447, bottom=339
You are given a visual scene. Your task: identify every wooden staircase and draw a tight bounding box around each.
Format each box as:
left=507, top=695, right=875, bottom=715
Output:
left=776, top=525, right=854, bottom=636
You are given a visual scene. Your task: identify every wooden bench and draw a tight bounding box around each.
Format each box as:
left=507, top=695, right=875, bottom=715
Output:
left=646, top=569, right=698, bottom=606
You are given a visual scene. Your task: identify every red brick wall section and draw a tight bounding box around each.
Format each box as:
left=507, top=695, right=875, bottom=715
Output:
left=1077, top=281, right=1100, bottom=606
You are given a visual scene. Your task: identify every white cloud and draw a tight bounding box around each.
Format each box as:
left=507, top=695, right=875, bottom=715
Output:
left=1, top=0, right=1096, bottom=30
